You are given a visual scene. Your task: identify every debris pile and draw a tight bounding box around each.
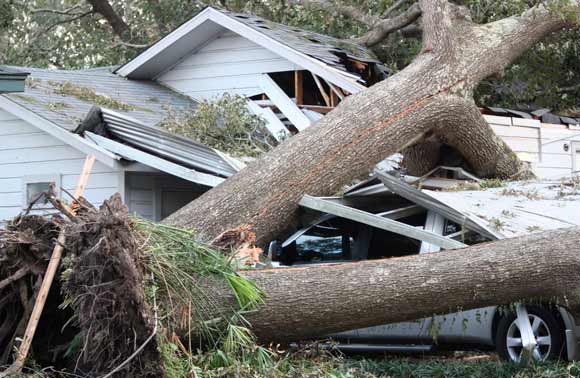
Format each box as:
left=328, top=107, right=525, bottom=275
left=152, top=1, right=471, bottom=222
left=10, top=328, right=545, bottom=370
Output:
left=0, top=190, right=265, bottom=377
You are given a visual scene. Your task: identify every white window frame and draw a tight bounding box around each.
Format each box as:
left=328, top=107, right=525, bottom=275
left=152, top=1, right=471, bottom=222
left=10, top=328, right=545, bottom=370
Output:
left=21, top=174, right=61, bottom=209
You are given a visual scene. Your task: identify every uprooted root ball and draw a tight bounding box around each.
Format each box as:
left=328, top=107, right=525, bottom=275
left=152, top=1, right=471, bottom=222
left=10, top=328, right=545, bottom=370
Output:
left=61, top=194, right=163, bottom=377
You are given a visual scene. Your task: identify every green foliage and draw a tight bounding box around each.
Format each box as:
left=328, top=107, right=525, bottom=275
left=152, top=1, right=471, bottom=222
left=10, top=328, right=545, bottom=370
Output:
left=0, top=0, right=13, bottom=31
left=160, top=94, right=276, bottom=157
left=136, top=219, right=264, bottom=347
left=156, top=348, right=580, bottom=378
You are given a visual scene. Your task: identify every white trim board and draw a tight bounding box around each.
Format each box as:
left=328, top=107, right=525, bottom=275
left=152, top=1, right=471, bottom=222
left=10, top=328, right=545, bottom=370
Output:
left=115, top=7, right=366, bottom=94
left=0, top=96, right=120, bottom=169
left=247, top=100, right=289, bottom=140
left=259, top=74, right=311, bottom=131
left=86, top=132, right=224, bottom=188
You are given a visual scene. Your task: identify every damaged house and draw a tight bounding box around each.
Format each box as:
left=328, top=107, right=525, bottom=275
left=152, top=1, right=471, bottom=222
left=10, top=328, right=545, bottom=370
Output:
left=0, top=6, right=388, bottom=225
left=2, top=6, right=580, bottom=366
left=1, top=7, right=580, bottom=226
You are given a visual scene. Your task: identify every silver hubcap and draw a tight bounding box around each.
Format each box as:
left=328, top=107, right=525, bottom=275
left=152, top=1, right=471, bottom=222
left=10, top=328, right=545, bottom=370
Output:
left=506, top=314, right=552, bottom=363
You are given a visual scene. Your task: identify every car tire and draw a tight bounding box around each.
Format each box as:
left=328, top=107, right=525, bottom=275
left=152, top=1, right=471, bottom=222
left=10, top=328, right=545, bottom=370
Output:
left=495, top=306, right=564, bottom=363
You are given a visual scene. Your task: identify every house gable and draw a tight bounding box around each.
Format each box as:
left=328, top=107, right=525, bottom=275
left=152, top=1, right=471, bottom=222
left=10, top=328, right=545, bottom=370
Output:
left=158, top=30, right=298, bottom=100
left=116, top=7, right=366, bottom=94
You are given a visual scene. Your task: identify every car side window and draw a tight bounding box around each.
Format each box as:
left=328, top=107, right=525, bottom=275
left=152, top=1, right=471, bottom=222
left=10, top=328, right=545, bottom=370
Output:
left=296, top=234, right=343, bottom=262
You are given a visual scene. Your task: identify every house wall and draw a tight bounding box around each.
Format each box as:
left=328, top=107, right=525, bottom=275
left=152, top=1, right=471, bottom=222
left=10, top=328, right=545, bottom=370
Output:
left=0, top=108, right=122, bottom=224
left=158, top=30, right=299, bottom=100
left=125, top=172, right=206, bottom=221
left=486, top=115, right=580, bottom=179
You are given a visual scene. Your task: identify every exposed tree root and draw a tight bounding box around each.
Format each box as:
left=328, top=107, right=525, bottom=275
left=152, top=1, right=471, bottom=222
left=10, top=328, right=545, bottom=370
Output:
left=0, top=195, right=163, bottom=377
left=62, top=194, right=162, bottom=377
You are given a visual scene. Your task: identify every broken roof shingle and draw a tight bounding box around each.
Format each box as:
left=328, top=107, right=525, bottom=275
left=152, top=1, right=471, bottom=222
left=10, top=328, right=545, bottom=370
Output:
left=221, top=9, right=389, bottom=81
left=483, top=106, right=580, bottom=126
left=0, top=66, right=196, bottom=131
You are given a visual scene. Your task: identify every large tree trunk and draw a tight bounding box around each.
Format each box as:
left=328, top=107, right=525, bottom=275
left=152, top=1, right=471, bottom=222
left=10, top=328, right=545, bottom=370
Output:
left=165, top=0, right=576, bottom=245
left=205, top=227, right=580, bottom=342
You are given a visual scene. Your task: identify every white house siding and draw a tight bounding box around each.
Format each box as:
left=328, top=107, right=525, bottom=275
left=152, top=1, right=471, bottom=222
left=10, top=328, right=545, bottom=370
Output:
left=158, top=30, right=298, bottom=100
left=0, top=109, right=122, bottom=224
left=486, top=115, right=580, bottom=179
left=125, top=172, right=206, bottom=221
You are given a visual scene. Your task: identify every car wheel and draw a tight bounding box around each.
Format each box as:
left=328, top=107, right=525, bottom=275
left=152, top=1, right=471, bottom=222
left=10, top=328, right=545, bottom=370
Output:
left=495, top=306, right=564, bottom=363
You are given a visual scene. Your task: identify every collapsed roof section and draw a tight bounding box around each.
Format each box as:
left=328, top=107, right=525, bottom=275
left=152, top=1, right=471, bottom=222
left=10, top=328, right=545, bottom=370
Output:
left=292, top=168, right=580, bottom=258
left=77, top=107, right=244, bottom=187
left=220, top=9, right=390, bottom=85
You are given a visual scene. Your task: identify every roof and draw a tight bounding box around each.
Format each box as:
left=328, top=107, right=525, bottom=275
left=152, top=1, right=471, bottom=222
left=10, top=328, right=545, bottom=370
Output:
left=340, top=169, right=580, bottom=240
left=218, top=9, right=386, bottom=76
left=0, top=66, right=195, bottom=131
left=482, top=106, right=580, bottom=127
left=427, top=180, right=580, bottom=238
left=115, top=7, right=375, bottom=93
left=79, top=107, right=241, bottom=178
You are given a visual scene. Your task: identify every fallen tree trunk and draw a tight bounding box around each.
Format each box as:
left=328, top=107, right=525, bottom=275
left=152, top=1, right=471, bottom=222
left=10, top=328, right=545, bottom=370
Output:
left=203, top=227, right=580, bottom=342
left=164, top=0, right=579, bottom=245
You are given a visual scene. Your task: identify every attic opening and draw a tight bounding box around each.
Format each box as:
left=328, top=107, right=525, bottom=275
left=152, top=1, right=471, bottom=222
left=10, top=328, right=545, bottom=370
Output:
left=250, top=70, right=347, bottom=117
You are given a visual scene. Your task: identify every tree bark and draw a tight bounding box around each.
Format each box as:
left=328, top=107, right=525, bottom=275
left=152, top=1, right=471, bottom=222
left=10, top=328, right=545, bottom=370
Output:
left=205, top=227, right=580, bottom=342
left=165, top=1, right=578, bottom=244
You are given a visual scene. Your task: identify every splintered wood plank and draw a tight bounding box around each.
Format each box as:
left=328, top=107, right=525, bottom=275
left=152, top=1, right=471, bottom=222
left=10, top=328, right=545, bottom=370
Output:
left=294, top=70, right=304, bottom=106
left=259, top=74, right=311, bottom=131
left=312, top=74, right=331, bottom=107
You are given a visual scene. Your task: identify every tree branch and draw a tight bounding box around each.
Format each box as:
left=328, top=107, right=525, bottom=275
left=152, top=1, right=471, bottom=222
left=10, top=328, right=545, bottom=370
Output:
left=42, top=10, right=95, bottom=34
left=459, top=1, right=580, bottom=84
left=31, top=3, right=86, bottom=16
left=352, top=2, right=421, bottom=47
left=85, top=0, right=131, bottom=41
left=382, top=0, right=411, bottom=18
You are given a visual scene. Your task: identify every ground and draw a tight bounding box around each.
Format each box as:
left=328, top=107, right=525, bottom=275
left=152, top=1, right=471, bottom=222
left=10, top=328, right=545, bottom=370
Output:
left=171, top=350, right=580, bottom=378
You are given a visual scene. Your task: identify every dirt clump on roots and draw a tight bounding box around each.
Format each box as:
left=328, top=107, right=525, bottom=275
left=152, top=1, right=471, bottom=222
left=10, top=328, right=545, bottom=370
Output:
left=61, top=194, right=162, bottom=377
left=0, top=194, right=163, bottom=377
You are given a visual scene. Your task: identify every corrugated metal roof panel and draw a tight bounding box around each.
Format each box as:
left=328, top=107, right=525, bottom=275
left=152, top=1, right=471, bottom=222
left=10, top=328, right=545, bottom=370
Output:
left=99, top=108, right=238, bottom=177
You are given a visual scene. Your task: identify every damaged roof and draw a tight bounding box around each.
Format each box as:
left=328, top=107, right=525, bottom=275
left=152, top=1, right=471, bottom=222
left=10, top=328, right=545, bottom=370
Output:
left=115, top=7, right=381, bottom=92
left=482, top=106, right=580, bottom=126
left=221, top=9, right=389, bottom=79
left=427, top=180, right=580, bottom=238
left=0, top=66, right=195, bottom=131
left=340, top=168, right=580, bottom=240
left=79, top=107, right=241, bottom=178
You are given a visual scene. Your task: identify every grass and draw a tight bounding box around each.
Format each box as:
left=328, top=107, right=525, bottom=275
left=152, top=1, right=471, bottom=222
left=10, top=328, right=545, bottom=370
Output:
left=155, top=348, right=580, bottom=378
